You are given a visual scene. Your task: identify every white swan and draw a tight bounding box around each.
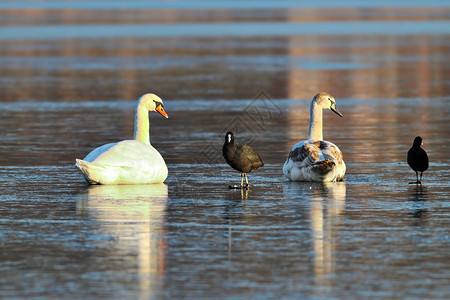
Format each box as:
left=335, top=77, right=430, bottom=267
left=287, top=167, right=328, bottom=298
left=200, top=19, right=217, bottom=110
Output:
left=283, top=92, right=346, bottom=182
left=75, top=93, right=169, bottom=184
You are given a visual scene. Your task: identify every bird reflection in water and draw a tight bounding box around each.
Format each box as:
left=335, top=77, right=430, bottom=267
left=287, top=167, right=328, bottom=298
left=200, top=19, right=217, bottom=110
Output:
left=283, top=181, right=346, bottom=294
left=76, top=184, right=168, bottom=299
left=240, top=188, right=249, bottom=200
left=226, top=185, right=249, bottom=201
left=310, top=182, right=346, bottom=291
left=408, top=185, right=428, bottom=222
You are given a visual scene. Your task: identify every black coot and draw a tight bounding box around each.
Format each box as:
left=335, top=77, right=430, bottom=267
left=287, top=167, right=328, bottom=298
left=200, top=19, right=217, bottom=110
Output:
left=407, top=136, right=429, bottom=184
left=222, top=131, right=264, bottom=188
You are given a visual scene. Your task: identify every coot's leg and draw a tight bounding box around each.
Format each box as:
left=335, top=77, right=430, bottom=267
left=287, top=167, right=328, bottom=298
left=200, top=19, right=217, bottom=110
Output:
left=409, top=171, right=419, bottom=184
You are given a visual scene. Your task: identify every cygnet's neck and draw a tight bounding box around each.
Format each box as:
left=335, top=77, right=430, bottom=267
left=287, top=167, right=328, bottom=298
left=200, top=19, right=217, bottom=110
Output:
left=133, top=104, right=151, bottom=145
left=307, top=101, right=323, bottom=141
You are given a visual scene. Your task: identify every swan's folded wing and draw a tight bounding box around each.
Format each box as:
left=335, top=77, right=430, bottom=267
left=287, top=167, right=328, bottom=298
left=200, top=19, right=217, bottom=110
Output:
left=289, top=140, right=343, bottom=165
left=284, top=140, right=345, bottom=182
left=88, top=140, right=162, bottom=168
left=75, top=159, right=108, bottom=184
left=75, top=157, right=167, bottom=184
left=320, top=141, right=344, bottom=165
left=77, top=140, right=168, bottom=184
left=288, top=141, right=320, bottom=166
left=83, top=143, right=117, bottom=163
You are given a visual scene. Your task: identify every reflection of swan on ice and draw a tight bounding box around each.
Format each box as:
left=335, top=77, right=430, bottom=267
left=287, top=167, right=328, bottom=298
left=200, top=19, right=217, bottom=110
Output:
left=76, top=184, right=168, bottom=298
left=309, top=182, right=345, bottom=281
left=283, top=182, right=346, bottom=293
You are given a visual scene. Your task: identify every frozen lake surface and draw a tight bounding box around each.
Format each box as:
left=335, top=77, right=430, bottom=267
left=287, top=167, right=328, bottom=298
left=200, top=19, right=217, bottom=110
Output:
left=1, top=1, right=449, bottom=299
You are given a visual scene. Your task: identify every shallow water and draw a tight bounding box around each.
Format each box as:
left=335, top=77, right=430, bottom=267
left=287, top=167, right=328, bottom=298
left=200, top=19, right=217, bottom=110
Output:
left=1, top=2, right=450, bottom=299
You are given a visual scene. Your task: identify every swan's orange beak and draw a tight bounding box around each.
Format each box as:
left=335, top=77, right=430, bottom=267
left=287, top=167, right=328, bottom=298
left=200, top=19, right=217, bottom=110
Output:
left=156, top=105, right=168, bottom=118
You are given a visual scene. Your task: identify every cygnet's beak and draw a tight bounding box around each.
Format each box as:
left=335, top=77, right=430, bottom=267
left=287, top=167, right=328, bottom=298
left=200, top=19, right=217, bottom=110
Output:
left=331, top=106, right=343, bottom=117
left=156, top=104, right=169, bottom=118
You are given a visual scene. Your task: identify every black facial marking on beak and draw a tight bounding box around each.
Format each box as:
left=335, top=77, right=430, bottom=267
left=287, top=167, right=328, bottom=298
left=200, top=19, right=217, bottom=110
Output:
left=331, top=106, right=343, bottom=117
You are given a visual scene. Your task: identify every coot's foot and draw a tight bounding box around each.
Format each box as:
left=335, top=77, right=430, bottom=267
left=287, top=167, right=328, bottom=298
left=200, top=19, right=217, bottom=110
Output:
left=229, top=184, right=249, bottom=190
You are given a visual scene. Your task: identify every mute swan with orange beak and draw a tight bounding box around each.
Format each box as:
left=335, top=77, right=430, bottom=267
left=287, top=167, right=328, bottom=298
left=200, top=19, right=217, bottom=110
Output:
left=76, top=93, right=169, bottom=184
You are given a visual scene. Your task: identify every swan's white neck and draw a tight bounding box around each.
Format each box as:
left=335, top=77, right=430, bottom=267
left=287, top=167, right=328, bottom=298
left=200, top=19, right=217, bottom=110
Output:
left=133, top=104, right=151, bottom=145
left=307, top=101, right=323, bottom=141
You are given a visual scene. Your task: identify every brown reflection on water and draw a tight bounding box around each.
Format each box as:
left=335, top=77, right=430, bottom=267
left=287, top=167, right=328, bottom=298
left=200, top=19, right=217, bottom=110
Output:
left=287, top=34, right=450, bottom=100
left=1, top=33, right=449, bottom=102
left=1, top=6, right=449, bottom=102
left=1, top=7, right=448, bottom=26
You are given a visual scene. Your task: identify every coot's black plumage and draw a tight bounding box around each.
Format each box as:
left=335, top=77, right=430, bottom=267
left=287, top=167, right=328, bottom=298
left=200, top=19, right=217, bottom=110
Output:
left=407, top=136, right=429, bottom=184
left=222, top=131, right=264, bottom=188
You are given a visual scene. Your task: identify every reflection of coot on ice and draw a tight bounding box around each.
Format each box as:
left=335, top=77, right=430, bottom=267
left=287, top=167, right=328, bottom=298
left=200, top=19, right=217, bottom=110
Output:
left=408, top=184, right=428, bottom=224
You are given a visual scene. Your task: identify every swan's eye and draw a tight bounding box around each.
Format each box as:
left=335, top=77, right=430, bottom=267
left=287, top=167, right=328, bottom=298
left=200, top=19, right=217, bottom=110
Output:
left=153, top=100, right=163, bottom=108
